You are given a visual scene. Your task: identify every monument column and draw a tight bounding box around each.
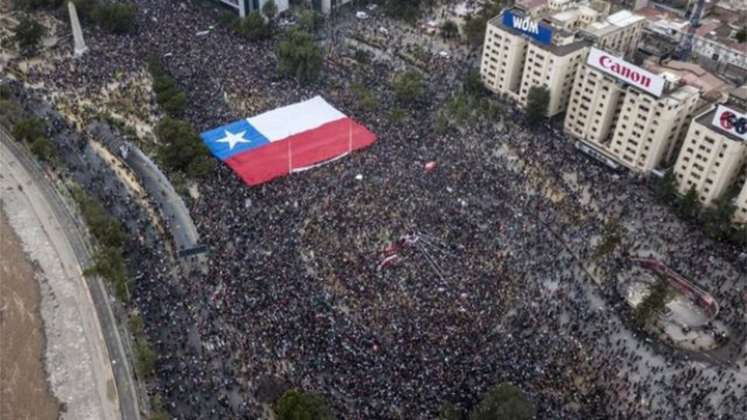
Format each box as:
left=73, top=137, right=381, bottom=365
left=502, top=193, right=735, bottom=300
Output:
left=68, top=1, right=88, bottom=57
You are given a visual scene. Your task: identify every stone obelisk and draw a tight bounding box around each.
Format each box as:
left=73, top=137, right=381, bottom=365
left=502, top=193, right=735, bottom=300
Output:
left=68, top=1, right=88, bottom=57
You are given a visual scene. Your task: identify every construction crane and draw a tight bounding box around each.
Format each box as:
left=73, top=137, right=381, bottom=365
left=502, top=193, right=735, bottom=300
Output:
left=674, top=0, right=706, bottom=61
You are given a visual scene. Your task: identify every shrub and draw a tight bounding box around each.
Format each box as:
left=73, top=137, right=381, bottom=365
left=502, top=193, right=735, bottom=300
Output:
left=94, top=3, right=138, bottom=34
left=12, top=117, right=46, bottom=142
left=134, top=338, right=157, bottom=378
left=30, top=136, right=54, bottom=161
left=154, top=117, right=213, bottom=178
left=275, top=389, right=334, bottom=420
left=13, top=16, right=46, bottom=56
left=276, top=29, right=322, bottom=85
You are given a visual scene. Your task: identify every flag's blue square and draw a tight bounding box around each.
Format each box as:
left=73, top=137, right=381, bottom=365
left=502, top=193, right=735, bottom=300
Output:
left=200, top=119, right=270, bottom=161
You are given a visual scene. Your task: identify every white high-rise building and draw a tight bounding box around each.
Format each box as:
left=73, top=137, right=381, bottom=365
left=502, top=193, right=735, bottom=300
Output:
left=673, top=86, right=747, bottom=223
left=564, top=47, right=701, bottom=173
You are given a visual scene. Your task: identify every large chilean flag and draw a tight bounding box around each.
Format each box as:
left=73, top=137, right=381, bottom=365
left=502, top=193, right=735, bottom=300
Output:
left=200, top=96, right=376, bottom=186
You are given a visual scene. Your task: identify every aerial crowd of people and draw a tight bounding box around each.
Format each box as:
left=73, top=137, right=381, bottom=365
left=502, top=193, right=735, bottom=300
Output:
left=9, top=0, right=747, bottom=419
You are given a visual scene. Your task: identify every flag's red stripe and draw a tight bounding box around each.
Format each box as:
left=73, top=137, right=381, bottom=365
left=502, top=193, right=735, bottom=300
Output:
left=224, top=117, right=376, bottom=186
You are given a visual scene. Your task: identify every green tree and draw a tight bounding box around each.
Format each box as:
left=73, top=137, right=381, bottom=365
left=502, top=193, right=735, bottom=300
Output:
left=30, top=136, right=54, bottom=161
left=0, top=98, right=25, bottom=129
left=149, top=396, right=171, bottom=420
left=155, top=117, right=214, bottom=177
left=392, top=70, right=424, bottom=104
left=730, top=225, right=747, bottom=246
left=593, top=217, right=623, bottom=259
left=353, top=48, right=370, bottom=64
left=12, top=117, right=46, bottom=142
left=703, top=188, right=738, bottom=240
left=441, top=20, right=459, bottom=39
left=276, top=29, right=322, bottom=85
left=435, top=112, right=450, bottom=134
left=77, top=194, right=126, bottom=248
left=351, top=83, right=378, bottom=113
left=736, top=27, right=747, bottom=43
left=161, top=91, right=187, bottom=116
left=13, top=16, right=46, bottom=56
left=655, top=168, right=678, bottom=204
left=275, top=389, right=334, bottom=420
left=675, top=185, right=701, bottom=220
left=262, top=0, right=278, bottom=20
left=470, top=383, right=535, bottom=420
left=128, top=312, right=145, bottom=338
left=237, top=10, right=272, bottom=40
left=297, top=9, right=322, bottom=32
left=633, top=278, right=670, bottom=328
left=446, top=93, right=472, bottom=125
left=148, top=58, right=188, bottom=116
left=463, top=69, right=485, bottom=98
left=94, top=3, right=138, bottom=34
left=134, top=338, right=157, bottom=378
left=384, top=0, right=421, bottom=22
left=462, top=2, right=502, bottom=46
left=86, top=244, right=129, bottom=301
left=71, top=0, right=98, bottom=21
left=525, top=86, right=550, bottom=125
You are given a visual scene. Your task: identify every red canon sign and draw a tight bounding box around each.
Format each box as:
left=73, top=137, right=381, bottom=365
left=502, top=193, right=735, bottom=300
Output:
left=586, top=48, right=665, bottom=97
left=599, top=55, right=652, bottom=88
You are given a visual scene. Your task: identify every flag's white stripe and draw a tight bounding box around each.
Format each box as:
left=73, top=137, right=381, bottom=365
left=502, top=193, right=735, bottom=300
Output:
left=248, top=96, right=346, bottom=142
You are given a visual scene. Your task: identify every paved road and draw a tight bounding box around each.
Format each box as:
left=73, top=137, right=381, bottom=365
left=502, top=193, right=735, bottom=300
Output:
left=0, top=128, right=141, bottom=420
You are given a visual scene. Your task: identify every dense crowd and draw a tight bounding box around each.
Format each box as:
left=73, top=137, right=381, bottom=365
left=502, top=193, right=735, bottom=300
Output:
left=12, top=0, right=747, bottom=419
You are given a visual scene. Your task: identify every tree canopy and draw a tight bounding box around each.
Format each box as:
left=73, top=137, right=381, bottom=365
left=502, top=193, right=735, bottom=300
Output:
left=462, top=1, right=503, bottom=46
left=71, top=0, right=138, bottom=34
left=384, top=0, right=422, bottom=22
left=297, top=9, right=323, bottom=32
left=12, top=117, right=46, bottom=142
left=463, top=69, right=486, bottom=98
left=736, top=27, right=747, bottom=43
left=154, top=117, right=213, bottom=178
left=469, top=383, right=535, bottom=420
left=13, top=16, right=46, bottom=56
left=441, top=20, right=459, bottom=39
left=94, top=2, right=138, bottom=34
left=392, top=70, right=425, bottom=104
left=702, top=187, right=739, bottom=241
left=525, top=86, right=550, bottom=124
left=262, top=0, right=278, bottom=20
left=276, top=29, right=322, bottom=85
left=655, top=168, right=678, bottom=204
left=274, top=389, right=334, bottom=420
left=147, top=56, right=187, bottom=116
left=675, top=185, right=701, bottom=220
left=236, top=10, right=273, bottom=40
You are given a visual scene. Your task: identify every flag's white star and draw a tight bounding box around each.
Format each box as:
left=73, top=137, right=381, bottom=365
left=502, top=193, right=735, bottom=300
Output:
left=215, top=130, right=250, bottom=150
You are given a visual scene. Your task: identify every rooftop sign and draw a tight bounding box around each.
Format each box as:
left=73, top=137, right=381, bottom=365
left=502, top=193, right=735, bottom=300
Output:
left=711, top=105, right=747, bottom=141
left=501, top=11, right=553, bottom=45
left=587, top=47, right=665, bottom=97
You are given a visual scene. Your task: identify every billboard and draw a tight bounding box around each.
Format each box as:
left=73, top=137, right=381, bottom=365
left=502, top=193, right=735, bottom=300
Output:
left=711, top=105, right=747, bottom=141
left=586, top=47, right=665, bottom=97
left=501, top=11, right=553, bottom=45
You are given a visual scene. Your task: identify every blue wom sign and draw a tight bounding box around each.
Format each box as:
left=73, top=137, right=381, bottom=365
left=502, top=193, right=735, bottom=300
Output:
left=501, top=11, right=553, bottom=45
